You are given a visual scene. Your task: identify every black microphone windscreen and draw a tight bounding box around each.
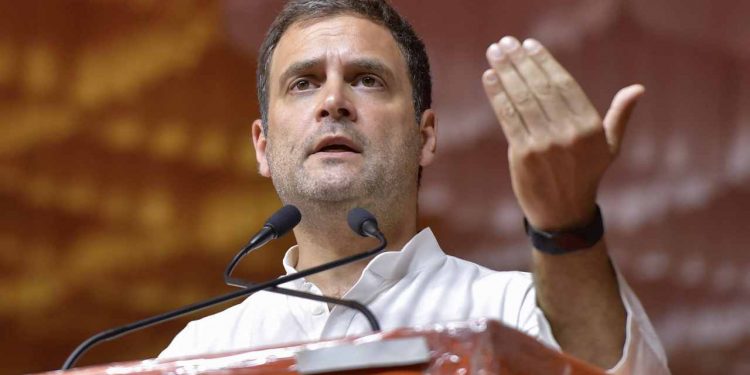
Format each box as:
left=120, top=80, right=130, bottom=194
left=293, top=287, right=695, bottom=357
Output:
left=266, top=205, right=301, bottom=236
left=347, top=207, right=377, bottom=237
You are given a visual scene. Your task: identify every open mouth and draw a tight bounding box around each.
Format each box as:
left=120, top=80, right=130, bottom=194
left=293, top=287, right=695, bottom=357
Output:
left=317, top=144, right=358, bottom=153
left=312, top=136, right=362, bottom=155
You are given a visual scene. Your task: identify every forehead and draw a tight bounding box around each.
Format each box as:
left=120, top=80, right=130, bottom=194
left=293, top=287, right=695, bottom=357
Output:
left=269, top=14, right=407, bottom=81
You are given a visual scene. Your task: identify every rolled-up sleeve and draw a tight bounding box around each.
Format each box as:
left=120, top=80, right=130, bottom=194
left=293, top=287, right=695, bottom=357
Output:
left=532, top=269, right=670, bottom=374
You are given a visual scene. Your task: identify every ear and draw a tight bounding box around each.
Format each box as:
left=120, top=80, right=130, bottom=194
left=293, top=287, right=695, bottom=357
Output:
left=418, top=109, right=437, bottom=167
left=251, top=119, right=271, bottom=177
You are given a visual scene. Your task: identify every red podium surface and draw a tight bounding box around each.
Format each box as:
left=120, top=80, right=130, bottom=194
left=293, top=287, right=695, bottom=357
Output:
left=44, top=319, right=604, bottom=375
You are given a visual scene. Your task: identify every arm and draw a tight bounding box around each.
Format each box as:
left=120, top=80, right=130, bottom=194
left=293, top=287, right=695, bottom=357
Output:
left=481, top=36, right=645, bottom=369
left=533, top=239, right=625, bottom=368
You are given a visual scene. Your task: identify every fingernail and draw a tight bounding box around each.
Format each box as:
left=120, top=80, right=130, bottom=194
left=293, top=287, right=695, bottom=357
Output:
left=523, top=38, right=542, bottom=53
left=484, top=70, right=497, bottom=84
left=487, top=44, right=503, bottom=60
left=499, top=36, right=519, bottom=51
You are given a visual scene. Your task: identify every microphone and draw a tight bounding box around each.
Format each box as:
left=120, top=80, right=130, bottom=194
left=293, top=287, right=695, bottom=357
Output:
left=224, top=206, right=381, bottom=333
left=62, top=207, right=387, bottom=370
left=225, top=205, right=301, bottom=287
left=347, top=207, right=384, bottom=240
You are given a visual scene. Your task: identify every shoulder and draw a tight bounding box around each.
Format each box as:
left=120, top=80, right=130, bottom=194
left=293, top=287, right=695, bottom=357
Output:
left=440, top=255, right=539, bottom=321
left=441, top=254, right=533, bottom=287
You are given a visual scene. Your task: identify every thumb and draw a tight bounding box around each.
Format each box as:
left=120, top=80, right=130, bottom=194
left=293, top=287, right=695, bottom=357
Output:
left=603, top=84, right=645, bottom=156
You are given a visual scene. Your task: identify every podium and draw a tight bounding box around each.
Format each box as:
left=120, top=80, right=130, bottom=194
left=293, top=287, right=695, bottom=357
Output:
left=46, top=319, right=604, bottom=374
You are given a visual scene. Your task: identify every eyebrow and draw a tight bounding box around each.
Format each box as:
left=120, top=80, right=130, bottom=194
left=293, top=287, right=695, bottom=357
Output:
left=277, top=57, right=395, bottom=90
left=278, top=58, right=320, bottom=89
left=349, top=58, right=394, bottom=82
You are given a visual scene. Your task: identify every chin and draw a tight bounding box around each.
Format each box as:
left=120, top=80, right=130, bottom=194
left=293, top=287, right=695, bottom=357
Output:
left=304, top=179, right=364, bottom=202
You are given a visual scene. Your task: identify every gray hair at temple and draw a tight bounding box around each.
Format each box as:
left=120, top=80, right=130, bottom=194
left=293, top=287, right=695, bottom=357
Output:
left=256, top=0, right=432, bottom=134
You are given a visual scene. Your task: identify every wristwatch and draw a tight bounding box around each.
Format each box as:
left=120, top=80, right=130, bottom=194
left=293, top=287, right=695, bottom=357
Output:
left=523, top=205, right=604, bottom=255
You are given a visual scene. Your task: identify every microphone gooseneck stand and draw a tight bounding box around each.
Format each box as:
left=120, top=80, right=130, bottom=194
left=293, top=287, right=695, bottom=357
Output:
left=62, top=207, right=387, bottom=370
left=223, top=206, right=383, bottom=335
left=223, top=205, right=302, bottom=286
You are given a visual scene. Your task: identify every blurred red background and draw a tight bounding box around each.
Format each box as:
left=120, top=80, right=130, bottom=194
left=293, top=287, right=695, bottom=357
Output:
left=1, top=1, right=748, bottom=374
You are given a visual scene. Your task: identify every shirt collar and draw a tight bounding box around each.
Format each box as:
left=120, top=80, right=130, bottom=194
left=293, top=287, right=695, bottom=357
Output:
left=282, top=245, right=299, bottom=275
left=281, top=227, right=446, bottom=282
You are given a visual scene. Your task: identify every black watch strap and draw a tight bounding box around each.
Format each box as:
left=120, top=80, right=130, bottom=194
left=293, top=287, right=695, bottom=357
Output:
left=524, top=205, right=604, bottom=255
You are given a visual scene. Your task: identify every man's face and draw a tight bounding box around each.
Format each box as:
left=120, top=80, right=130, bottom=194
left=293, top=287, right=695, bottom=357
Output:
left=253, top=15, right=435, bottom=207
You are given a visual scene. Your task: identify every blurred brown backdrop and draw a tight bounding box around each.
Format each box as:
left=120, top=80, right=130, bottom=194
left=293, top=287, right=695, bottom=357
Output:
left=1, top=1, right=748, bottom=374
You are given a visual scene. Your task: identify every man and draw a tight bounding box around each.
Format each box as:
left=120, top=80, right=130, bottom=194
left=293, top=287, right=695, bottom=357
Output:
left=160, top=0, right=669, bottom=373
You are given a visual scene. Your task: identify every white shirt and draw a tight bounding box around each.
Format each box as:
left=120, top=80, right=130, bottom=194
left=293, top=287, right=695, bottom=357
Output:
left=160, top=228, right=669, bottom=374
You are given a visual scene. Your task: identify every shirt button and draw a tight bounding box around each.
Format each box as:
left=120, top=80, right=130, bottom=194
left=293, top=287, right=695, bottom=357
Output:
left=312, top=305, right=326, bottom=316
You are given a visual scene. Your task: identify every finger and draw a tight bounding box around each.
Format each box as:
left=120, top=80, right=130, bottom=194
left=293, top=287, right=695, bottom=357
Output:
left=482, top=69, right=528, bottom=145
left=487, top=40, right=548, bottom=135
left=603, top=84, right=645, bottom=155
left=506, top=38, right=570, bottom=122
left=524, top=38, right=597, bottom=120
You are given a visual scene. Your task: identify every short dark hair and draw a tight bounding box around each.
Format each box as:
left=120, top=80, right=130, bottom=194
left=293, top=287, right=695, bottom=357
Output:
left=256, top=0, right=432, bottom=133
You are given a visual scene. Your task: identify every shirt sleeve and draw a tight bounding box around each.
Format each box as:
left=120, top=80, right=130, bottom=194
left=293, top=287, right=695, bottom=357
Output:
left=531, top=268, right=671, bottom=374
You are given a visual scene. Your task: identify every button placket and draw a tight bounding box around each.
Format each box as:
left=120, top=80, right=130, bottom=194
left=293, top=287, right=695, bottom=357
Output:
left=301, top=282, right=329, bottom=320
left=311, top=304, right=327, bottom=316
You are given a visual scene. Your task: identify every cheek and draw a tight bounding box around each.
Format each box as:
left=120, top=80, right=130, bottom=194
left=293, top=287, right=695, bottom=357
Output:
left=268, top=108, right=300, bottom=147
left=361, top=97, right=414, bottom=126
left=361, top=106, right=417, bottom=148
left=270, top=97, right=317, bottom=133
left=265, top=124, right=309, bottom=167
left=267, top=132, right=297, bottom=161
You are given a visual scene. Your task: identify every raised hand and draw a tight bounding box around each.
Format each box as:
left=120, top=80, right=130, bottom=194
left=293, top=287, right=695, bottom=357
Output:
left=482, top=36, right=644, bottom=231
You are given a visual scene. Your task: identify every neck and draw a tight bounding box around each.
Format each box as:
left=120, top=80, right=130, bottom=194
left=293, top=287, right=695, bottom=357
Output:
left=290, top=198, right=418, bottom=298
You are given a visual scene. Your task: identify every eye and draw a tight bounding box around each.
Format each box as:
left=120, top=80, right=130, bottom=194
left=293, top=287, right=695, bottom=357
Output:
left=354, top=75, right=384, bottom=88
left=291, top=79, right=316, bottom=92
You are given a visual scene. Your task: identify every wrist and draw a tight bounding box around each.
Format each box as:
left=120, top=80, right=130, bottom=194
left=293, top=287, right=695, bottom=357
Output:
left=524, top=204, right=604, bottom=255
left=525, top=200, right=598, bottom=231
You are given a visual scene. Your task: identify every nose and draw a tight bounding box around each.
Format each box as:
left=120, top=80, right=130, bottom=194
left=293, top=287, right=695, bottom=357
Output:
left=315, top=82, right=357, bottom=122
